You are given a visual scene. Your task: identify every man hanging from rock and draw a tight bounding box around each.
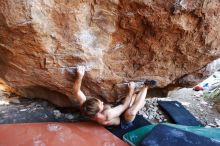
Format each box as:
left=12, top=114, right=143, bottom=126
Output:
left=72, top=66, right=156, bottom=126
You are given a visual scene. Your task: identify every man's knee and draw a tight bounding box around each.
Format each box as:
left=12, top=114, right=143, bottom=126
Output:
left=141, top=100, right=146, bottom=107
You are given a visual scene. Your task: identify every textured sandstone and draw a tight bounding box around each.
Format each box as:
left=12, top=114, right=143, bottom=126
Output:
left=177, top=58, right=220, bottom=86
left=0, top=0, right=219, bottom=106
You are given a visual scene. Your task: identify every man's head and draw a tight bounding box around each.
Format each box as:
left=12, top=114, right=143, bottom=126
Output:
left=81, top=98, right=104, bottom=118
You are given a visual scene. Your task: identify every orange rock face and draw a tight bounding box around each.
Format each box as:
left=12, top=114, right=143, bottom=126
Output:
left=0, top=0, right=219, bottom=106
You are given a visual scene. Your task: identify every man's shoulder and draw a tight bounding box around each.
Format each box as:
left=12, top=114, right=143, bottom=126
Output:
left=104, top=104, right=111, bottom=109
left=101, top=109, right=111, bottom=120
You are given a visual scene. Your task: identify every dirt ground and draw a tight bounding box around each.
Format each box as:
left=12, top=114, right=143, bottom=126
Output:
left=139, top=71, right=220, bottom=127
left=0, top=72, right=219, bottom=127
left=0, top=90, right=85, bottom=124
left=0, top=88, right=219, bottom=127
left=139, top=89, right=220, bottom=127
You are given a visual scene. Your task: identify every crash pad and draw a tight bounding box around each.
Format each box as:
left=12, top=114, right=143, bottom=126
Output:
left=123, top=124, right=155, bottom=146
left=0, top=122, right=128, bottom=146
left=141, top=124, right=220, bottom=146
left=123, top=123, right=220, bottom=146
left=158, top=101, right=203, bottom=126
left=106, top=115, right=151, bottom=139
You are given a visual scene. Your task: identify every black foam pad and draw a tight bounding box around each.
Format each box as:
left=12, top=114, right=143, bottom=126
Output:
left=158, top=101, right=203, bottom=126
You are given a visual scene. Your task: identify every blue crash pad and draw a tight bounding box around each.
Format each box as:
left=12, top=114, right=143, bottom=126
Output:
left=158, top=101, right=203, bottom=126
left=123, top=123, right=220, bottom=146
left=141, top=124, right=220, bottom=146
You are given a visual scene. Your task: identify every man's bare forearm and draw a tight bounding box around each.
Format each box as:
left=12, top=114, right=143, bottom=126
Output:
left=106, top=86, right=137, bottom=121
left=122, top=88, right=134, bottom=109
left=72, top=77, right=86, bottom=105
left=73, top=75, right=83, bottom=92
left=72, top=66, right=86, bottom=105
left=105, top=82, right=135, bottom=120
left=122, top=82, right=135, bottom=108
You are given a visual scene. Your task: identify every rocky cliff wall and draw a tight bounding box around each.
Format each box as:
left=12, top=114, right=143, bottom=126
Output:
left=0, top=0, right=219, bottom=106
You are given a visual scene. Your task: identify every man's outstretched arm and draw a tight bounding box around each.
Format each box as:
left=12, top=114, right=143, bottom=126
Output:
left=72, top=66, right=86, bottom=105
left=104, top=82, right=135, bottom=120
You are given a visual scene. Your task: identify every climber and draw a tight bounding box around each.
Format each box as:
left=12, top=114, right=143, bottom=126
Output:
left=72, top=66, right=156, bottom=126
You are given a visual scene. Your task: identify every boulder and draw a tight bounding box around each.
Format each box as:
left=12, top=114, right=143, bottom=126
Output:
left=0, top=0, right=219, bottom=106
left=176, top=58, right=220, bottom=87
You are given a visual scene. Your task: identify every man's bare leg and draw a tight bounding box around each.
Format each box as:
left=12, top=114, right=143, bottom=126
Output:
left=123, top=86, right=148, bottom=122
left=72, top=66, right=86, bottom=105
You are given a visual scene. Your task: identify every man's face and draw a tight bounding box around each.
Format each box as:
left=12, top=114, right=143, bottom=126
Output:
left=97, top=99, right=104, bottom=112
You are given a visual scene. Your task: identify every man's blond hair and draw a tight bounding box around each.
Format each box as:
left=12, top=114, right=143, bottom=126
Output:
left=81, top=98, right=100, bottom=118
